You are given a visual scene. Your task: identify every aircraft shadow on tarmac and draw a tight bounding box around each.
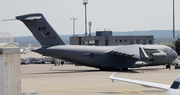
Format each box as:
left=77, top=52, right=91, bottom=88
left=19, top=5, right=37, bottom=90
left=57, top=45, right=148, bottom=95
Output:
left=23, top=70, right=138, bottom=75
left=23, top=69, right=100, bottom=75
left=22, top=67, right=163, bottom=75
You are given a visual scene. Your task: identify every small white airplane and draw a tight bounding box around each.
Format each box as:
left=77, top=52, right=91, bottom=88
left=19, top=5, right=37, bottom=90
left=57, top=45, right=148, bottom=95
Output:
left=109, top=72, right=180, bottom=95
left=20, top=43, right=32, bottom=54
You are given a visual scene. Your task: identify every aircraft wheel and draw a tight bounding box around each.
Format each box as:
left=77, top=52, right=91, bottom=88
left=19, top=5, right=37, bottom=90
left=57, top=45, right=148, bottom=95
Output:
left=166, top=64, right=171, bottom=69
left=175, top=66, right=178, bottom=69
left=175, top=64, right=179, bottom=69
left=61, top=61, right=64, bottom=65
left=99, top=68, right=111, bottom=71
left=99, top=68, right=105, bottom=71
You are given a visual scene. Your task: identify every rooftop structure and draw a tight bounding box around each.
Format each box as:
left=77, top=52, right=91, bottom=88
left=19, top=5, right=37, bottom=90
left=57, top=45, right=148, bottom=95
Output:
left=0, top=32, right=14, bottom=43
left=70, top=31, right=154, bottom=46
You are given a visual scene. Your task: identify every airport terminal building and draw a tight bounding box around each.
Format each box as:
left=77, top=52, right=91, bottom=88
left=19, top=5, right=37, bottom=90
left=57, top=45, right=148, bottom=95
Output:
left=70, top=31, right=154, bottom=46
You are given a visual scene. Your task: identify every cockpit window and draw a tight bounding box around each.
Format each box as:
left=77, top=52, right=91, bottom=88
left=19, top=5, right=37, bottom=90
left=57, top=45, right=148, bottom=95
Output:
left=170, top=81, right=180, bottom=89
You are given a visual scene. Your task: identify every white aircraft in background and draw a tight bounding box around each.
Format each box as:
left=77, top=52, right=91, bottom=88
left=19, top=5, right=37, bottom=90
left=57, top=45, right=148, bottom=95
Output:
left=109, top=72, right=180, bottom=95
left=20, top=43, right=32, bottom=54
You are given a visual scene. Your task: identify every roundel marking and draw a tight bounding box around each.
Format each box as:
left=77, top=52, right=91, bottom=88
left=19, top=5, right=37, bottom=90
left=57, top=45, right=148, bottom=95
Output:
left=90, top=53, right=94, bottom=58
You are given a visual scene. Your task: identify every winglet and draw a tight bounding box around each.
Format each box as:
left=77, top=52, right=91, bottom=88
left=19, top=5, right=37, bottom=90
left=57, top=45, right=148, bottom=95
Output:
left=109, top=72, right=116, bottom=83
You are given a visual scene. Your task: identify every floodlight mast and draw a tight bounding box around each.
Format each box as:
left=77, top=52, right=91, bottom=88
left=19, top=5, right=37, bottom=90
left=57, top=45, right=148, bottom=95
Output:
left=70, top=18, right=77, bottom=37
left=173, top=0, right=175, bottom=50
left=83, top=0, right=88, bottom=45
left=88, top=21, right=92, bottom=36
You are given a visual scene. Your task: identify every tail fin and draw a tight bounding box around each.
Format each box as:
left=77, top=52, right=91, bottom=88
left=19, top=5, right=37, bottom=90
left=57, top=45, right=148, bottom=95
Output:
left=16, top=13, right=65, bottom=47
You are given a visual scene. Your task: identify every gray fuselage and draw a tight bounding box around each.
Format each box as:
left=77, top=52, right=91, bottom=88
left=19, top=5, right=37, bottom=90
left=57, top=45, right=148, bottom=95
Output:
left=33, top=44, right=177, bottom=69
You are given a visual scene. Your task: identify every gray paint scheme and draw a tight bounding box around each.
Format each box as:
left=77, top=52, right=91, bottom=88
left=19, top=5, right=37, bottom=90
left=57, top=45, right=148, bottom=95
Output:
left=16, top=13, right=178, bottom=70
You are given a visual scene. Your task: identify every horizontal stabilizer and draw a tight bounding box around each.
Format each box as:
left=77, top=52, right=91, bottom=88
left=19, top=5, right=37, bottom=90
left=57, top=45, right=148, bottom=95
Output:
left=25, top=16, right=42, bottom=20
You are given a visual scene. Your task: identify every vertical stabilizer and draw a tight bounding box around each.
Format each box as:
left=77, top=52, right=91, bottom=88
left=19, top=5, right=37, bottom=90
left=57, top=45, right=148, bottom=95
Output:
left=16, top=13, right=65, bottom=47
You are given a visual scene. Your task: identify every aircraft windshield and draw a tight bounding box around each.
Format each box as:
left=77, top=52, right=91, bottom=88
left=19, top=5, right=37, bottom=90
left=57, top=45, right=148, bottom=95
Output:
left=170, top=81, right=180, bottom=89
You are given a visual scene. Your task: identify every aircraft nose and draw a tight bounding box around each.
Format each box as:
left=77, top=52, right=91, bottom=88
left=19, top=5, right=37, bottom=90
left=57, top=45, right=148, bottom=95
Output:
left=173, top=50, right=178, bottom=59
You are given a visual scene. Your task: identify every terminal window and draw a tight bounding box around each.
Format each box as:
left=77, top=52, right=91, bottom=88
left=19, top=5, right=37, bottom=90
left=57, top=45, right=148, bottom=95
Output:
left=95, top=40, right=99, bottom=45
left=124, top=39, right=127, bottom=43
left=95, top=40, right=99, bottom=44
left=136, top=39, right=140, bottom=44
left=105, top=40, right=108, bottom=46
left=142, top=39, right=146, bottom=44
left=148, top=40, right=152, bottom=44
left=89, top=40, right=95, bottom=45
left=115, top=40, right=117, bottom=43
left=130, top=39, right=134, bottom=44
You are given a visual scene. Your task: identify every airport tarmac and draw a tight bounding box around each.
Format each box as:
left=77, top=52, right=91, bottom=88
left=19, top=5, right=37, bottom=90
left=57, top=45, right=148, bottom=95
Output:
left=21, top=64, right=180, bottom=95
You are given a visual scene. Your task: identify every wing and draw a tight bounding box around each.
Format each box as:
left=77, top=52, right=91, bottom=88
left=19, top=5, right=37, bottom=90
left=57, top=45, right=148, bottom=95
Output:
left=105, top=45, right=165, bottom=64
left=105, top=45, right=140, bottom=59
left=109, top=72, right=170, bottom=90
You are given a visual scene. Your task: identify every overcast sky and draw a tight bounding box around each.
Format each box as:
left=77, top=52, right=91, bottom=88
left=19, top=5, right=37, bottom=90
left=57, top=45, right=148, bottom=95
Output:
left=0, top=0, right=179, bottom=37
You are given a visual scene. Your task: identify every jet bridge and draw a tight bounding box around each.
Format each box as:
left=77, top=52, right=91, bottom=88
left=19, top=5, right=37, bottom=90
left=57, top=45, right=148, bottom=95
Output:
left=0, top=43, right=21, bottom=95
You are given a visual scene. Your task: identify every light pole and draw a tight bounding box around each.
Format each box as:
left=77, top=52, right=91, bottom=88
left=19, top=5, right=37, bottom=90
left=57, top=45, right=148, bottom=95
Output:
left=83, top=0, right=88, bottom=45
left=70, top=18, right=77, bottom=37
left=88, top=21, right=92, bottom=36
left=173, top=0, right=175, bottom=50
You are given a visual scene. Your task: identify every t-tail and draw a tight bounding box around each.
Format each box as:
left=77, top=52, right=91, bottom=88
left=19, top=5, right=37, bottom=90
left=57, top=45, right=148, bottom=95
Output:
left=16, top=13, right=65, bottom=47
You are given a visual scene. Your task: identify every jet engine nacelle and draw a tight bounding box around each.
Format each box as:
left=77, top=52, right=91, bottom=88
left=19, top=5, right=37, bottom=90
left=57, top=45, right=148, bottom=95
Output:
left=149, top=53, right=167, bottom=62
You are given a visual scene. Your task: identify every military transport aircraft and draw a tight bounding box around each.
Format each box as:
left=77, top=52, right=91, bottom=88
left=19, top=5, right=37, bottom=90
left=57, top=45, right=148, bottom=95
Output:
left=109, top=72, right=180, bottom=95
left=15, top=13, right=177, bottom=70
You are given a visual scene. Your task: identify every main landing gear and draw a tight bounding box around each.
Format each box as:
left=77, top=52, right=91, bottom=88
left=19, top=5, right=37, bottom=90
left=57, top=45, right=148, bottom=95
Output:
left=166, top=64, right=171, bottom=69
left=99, top=68, right=128, bottom=71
